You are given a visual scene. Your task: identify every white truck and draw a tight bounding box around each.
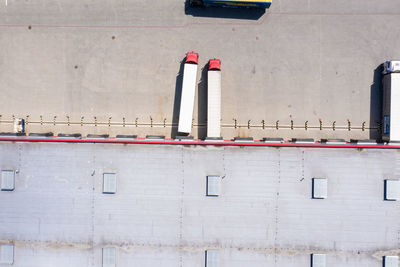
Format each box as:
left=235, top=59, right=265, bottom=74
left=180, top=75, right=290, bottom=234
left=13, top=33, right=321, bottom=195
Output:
left=382, top=61, right=400, bottom=142
left=178, top=52, right=199, bottom=134
left=207, top=59, right=222, bottom=138
left=13, top=118, right=25, bottom=134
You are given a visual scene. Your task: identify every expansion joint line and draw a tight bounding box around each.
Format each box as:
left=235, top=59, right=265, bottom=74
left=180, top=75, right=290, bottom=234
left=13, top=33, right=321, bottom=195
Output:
left=179, top=147, right=185, bottom=267
left=90, top=152, right=96, bottom=266
left=222, top=147, right=227, bottom=180
left=274, top=149, right=281, bottom=266
left=396, top=153, right=400, bottom=248
left=17, top=144, right=22, bottom=174
left=301, top=151, right=305, bottom=181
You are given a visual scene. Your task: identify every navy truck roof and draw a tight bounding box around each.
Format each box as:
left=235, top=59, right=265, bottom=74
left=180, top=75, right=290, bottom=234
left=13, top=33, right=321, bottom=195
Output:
left=190, top=0, right=272, bottom=8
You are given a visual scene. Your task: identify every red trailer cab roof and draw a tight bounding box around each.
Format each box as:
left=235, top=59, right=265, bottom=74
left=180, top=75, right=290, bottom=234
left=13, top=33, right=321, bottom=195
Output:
left=208, top=59, right=221, bottom=71
left=185, top=52, right=199, bottom=64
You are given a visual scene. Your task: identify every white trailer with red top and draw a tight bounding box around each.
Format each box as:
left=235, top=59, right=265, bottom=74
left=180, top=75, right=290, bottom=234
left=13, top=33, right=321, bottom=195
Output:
left=207, top=59, right=222, bottom=138
left=382, top=60, right=400, bottom=143
left=178, top=52, right=199, bottom=134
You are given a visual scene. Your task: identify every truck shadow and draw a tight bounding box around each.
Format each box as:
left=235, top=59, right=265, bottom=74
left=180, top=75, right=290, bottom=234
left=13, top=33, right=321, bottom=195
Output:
left=171, top=58, right=186, bottom=139
left=197, top=63, right=209, bottom=139
left=369, top=64, right=383, bottom=140
left=184, top=1, right=266, bottom=20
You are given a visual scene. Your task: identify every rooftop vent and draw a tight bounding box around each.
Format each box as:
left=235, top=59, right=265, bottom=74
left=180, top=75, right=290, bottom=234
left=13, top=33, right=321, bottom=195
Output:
left=385, top=179, right=400, bottom=201
left=0, top=244, right=14, bottom=264
left=383, top=256, right=399, bottom=267
left=312, top=178, right=327, bottom=199
left=205, top=250, right=219, bottom=267
left=102, top=247, right=116, bottom=267
left=207, top=175, right=221, bottom=196
left=103, top=173, right=117, bottom=194
left=1, top=170, right=15, bottom=191
left=311, top=253, right=326, bottom=267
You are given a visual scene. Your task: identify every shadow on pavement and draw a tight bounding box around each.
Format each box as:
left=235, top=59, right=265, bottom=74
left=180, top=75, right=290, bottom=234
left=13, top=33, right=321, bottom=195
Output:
left=197, top=63, right=208, bottom=139
left=369, top=64, right=383, bottom=140
left=171, top=58, right=185, bottom=139
left=185, top=1, right=266, bottom=20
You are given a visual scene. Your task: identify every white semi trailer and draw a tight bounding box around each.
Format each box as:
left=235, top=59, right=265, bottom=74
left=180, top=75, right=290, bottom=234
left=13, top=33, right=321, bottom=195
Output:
left=382, top=61, right=400, bottom=142
left=178, top=52, right=199, bottom=134
left=207, top=59, right=222, bottom=138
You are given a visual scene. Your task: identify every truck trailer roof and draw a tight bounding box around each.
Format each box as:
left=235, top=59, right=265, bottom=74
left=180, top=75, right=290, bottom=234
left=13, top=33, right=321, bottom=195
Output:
left=201, top=0, right=272, bottom=8
left=207, top=59, right=222, bottom=138
left=177, top=52, right=199, bottom=134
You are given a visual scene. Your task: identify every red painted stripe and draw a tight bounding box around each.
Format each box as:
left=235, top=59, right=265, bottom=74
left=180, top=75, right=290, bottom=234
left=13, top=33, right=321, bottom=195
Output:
left=0, top=137, right=397, bottom=149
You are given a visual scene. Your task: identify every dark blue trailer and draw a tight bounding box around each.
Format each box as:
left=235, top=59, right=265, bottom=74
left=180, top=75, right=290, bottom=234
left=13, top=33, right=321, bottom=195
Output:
left=189, top=0, right=271, bottom=9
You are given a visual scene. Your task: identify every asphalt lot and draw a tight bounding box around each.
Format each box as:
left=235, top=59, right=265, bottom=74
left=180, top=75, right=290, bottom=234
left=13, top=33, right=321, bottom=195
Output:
left=1, top=0, right=400, bottom=140
left=0, top=142, right=399, bottom=266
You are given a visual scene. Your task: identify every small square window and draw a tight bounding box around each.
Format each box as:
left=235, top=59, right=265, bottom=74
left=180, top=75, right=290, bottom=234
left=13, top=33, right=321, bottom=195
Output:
left=0, top=244, right=14, bottom=264
left=311, top=253, right=326, bottom=267
left=205, top=250, right=219, bottom=267
left=383, top=256, right=399, bottom=267
left=207, top=175, right=221, bottom=196
left=1, top=170, right=15, bottom=191
left=102, top=247, right=116, bottom=267
left=385, top=179, right=400, bottom=201
left=103, top=173, right=117, bottom=194
left=312, top=178, right=327, bottom=199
